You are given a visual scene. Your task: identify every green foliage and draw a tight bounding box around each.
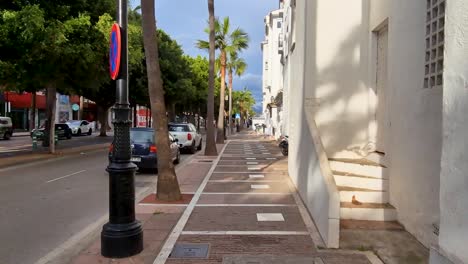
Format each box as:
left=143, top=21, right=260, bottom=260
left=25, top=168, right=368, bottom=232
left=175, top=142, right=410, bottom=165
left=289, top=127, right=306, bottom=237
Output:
left=232, top=88, right=256, bottom=118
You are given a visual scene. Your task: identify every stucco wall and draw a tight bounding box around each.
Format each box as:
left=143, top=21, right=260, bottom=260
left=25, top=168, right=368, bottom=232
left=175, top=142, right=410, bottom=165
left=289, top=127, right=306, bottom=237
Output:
left=307, top=0, right=372, bottom=157
left=287, top=0, right=339, bottom=248
left=438, top=0, right=468, bottom=262
left=369, top=0, right=441, bottom=247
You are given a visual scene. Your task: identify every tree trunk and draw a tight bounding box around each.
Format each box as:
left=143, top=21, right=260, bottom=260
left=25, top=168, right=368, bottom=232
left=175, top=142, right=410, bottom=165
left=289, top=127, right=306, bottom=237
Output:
left=216, top=51, right=226, bottom=144
left=45, top=86, right=56, bottom=154
left=133, top=104, right=137, bottom=127
left=171, top=102, right=176, bottom=122
left=98, top=105, right=108, bottom=137
left=30, top=91, right=36, bottom=130
left=141, top=0, right=181, bottom=201
left=228, top=69, right=233, bottom=136
left=204, top=0, right=218, bottom=156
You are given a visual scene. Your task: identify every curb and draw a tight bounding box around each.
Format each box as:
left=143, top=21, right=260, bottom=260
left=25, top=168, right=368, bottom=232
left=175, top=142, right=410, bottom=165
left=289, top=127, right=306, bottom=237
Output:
left=0, top=143, right=110, bottom=171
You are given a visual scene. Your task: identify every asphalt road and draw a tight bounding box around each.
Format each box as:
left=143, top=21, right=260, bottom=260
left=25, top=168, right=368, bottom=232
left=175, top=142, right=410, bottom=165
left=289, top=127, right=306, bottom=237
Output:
left=0, top=148, right=192, bottom=264
left=0, top=133, right=113, bottom=158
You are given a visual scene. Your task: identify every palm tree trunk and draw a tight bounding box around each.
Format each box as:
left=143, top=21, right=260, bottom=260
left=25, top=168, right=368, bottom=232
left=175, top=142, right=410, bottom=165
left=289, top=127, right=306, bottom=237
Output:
left=228, top=69, right=233, bottom=135
left=216, top=51, right=226, bottom=143
left=141, top=0, right=182, bottom=201
left=204, top=0, right=218, bottom=156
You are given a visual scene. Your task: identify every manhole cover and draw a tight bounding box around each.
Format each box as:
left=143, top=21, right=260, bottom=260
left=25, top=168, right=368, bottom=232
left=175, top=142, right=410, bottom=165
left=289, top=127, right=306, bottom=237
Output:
left=170, top=243, right=210, bottom=259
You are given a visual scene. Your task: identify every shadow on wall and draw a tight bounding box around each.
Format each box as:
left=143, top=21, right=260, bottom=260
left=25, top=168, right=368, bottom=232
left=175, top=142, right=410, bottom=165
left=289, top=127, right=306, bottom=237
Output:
left=310, top=0, right=375, bottom=158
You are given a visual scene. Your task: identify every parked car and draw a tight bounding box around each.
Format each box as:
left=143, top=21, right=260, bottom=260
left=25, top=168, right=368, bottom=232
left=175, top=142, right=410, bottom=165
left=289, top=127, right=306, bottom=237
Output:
left=168, top=122, right=202, bottom=154
left=31, top=123, right=73, bottom=140
left=108, top=128, right=180, bottom=170
left=0, top=117, right=13, bottom=140
left=66, top=120, right=93, bottom=136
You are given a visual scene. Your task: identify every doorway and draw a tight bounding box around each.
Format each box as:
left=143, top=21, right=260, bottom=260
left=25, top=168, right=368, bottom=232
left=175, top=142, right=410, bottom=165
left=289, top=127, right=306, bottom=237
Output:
left=375, top=25, right=388, bottom=153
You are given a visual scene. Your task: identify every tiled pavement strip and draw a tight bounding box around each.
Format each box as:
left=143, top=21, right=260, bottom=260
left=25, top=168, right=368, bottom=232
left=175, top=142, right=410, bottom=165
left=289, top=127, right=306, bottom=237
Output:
left=72, top=132, right=377, bottom=264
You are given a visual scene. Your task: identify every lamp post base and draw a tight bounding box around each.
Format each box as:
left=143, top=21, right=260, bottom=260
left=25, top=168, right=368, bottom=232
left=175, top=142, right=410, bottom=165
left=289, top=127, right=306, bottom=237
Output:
left=101, top=221, right=143, bottom=258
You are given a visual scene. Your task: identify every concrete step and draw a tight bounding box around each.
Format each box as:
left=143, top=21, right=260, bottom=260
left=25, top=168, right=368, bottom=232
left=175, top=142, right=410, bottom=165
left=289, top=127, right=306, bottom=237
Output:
left=329, top=160, right=386, bottom=178
left=338, top=186, right=389, bottom=203
left=340, top=202, right=397, bottom=221
left=340, top=219, right=404, bottom=230
left=334, top=174, right=388, bottom=191
left=330, top=150, right=387, bottom=167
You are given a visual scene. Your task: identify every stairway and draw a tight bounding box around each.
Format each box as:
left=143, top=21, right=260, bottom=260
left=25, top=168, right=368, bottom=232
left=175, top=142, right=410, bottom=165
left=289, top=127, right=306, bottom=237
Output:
left=329, top=153, right=397, bottom=221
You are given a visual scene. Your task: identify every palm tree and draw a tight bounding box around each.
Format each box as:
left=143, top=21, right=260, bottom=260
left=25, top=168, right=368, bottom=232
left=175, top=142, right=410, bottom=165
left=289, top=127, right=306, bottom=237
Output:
left=141, top=0, right=182, bottom=201
left=203, top=0, right=218, bottom=156
left=197, top=17, right=249, bottom=143
left=226, top=52, right=246, bottom=134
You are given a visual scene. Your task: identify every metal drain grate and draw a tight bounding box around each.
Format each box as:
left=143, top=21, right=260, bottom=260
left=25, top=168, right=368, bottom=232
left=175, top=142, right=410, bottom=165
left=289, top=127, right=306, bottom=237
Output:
left=170, top=243, right=210, bottom=258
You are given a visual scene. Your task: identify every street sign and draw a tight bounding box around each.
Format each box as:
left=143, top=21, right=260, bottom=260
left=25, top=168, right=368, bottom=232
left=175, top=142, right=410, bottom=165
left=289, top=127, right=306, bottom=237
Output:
left=235, top=113, right=241, bottom=119
left=72, top=104, right=80, bottom=111
left=109, top=23, right=121, bottom=80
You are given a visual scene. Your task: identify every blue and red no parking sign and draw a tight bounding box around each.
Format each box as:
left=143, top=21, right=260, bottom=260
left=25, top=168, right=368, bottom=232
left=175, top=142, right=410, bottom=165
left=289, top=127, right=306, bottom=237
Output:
left=109, top=23, right=121, bottom=80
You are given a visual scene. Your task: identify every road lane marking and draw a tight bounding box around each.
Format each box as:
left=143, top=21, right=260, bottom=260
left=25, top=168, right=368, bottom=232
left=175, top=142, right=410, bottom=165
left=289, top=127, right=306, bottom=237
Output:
left=46, top=170, right=86, bottom=183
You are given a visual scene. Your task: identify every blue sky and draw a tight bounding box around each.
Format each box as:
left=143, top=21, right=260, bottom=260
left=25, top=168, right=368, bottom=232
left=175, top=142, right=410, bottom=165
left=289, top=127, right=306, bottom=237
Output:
left=130, top=0, right=279, bottom=112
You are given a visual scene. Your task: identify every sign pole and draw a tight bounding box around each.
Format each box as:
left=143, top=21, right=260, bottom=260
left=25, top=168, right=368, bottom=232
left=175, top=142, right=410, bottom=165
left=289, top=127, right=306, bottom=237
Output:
left=101, top=0, right=143, bottom=258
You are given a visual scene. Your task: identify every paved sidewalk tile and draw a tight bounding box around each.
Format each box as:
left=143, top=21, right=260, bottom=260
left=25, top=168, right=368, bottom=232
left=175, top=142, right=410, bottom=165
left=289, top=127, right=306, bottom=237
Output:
left=198, top=193, right=295, bottom=204
left=184, top=206, right=307, bottom=232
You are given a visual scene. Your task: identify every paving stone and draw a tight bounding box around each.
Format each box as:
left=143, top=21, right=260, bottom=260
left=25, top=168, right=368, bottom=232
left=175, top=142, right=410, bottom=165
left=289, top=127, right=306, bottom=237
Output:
left=203, top=182, right=291, bottom=193
left=184, top=207, right=307, bottom=231
left=165, top=235, right=316, bottom=264
left=198, top=193, right=296, bottom=205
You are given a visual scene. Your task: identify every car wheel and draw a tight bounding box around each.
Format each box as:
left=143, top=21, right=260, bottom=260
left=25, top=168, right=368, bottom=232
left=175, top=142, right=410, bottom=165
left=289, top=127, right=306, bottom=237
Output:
left=189, top=142, right=196, bottom=154
left=66, top=132, right=72, bottom=139
left=197, top=139, right=202, bottom=151
left=88, top=128, right=92, bottom=135
left=174, top=149, right=180, bottom=164
left=77, top=129, right=81, bottom=136
left=3, top=132, right=11, bottom=140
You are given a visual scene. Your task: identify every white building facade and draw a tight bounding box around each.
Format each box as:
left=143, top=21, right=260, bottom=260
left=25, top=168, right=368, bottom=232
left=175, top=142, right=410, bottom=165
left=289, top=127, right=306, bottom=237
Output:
left=261, top=9, right=284, bottom=139
left=271, top=0, right=468, bottom=263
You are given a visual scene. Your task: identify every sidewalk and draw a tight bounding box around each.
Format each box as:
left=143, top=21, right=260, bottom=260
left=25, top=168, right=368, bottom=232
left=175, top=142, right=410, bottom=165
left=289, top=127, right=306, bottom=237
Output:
left=71, top=132, right=376, bottom=264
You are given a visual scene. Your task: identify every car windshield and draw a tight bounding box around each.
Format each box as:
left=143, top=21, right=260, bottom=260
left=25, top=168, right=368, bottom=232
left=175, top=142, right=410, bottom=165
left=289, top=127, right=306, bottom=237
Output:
left=168, top=125, right=190, bottom=132
left=67, top=121, right=81, bottom=126
left=130, top=130, right=154, bottom=143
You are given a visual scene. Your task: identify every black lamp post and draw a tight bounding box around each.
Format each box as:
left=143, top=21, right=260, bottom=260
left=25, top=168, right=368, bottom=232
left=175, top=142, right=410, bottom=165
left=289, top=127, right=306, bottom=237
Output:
left=101, top=0, right=143, bottom=258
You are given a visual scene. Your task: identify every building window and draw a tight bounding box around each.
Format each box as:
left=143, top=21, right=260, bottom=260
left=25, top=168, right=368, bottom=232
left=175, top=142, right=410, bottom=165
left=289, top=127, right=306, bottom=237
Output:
left=277, top=21, right=282, bottom=28
left=424, top=0, right=445, bottom=88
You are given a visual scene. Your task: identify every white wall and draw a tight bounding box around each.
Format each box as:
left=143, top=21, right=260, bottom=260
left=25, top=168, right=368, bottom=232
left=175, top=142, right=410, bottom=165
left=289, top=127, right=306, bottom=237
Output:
left=437, top=0, right=468, bottom=262
left=369, top=0, right=441, bottom=247
left=287, top=0, right=340, bottom=248
left=306, top=0, right=372, bottom=157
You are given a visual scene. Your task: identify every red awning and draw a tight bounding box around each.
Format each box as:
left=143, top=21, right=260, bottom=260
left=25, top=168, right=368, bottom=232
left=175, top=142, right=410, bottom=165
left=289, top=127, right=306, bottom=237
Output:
left=4, top=92, right=46, bottom=109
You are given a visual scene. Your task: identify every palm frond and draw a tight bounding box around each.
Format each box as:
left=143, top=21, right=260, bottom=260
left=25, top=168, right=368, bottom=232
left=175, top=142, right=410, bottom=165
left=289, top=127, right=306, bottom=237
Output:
left=196, top=40, right=210, bottom=51
left=222, top=17, right=230, bottom=36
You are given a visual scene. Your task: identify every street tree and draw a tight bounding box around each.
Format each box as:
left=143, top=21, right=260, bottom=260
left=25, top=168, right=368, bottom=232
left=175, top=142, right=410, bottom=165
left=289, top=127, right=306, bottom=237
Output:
left=141, top=0, right=182, bottom=201
left=225, top=52, right=247, bottom=134
left=201, top=0, right=218, bottom=156
left=197, top=17, right=249, bottom=144
left=232, top=88, right=256, bottom=127
left=0, top=3, right=109, bottom=153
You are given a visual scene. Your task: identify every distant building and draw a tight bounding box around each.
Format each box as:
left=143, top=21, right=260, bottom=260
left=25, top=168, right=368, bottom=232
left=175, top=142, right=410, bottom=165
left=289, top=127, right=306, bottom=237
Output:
left=261, top=8, right=284, bottom=139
